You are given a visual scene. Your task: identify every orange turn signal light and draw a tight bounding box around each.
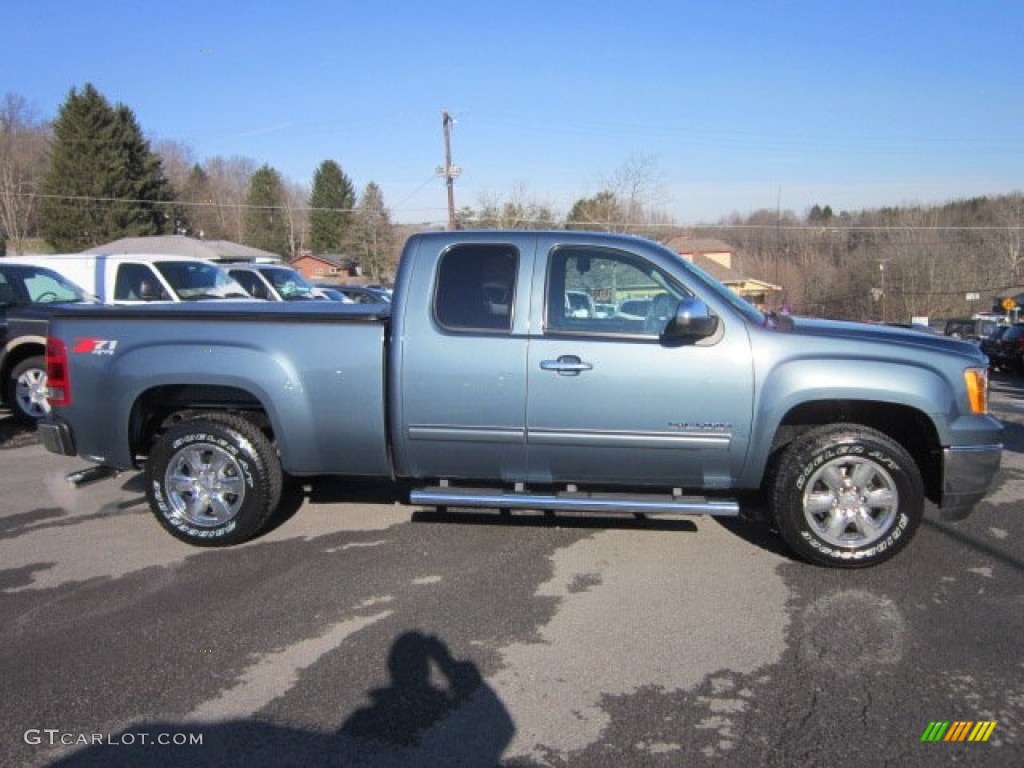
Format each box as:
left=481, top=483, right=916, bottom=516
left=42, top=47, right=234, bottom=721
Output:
left=964, top=367, right=988, bottom=415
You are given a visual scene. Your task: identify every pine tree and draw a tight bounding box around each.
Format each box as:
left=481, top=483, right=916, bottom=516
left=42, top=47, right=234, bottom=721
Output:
left=349, top=182, right=394, bottom=281
left=243, top=164, right=289, bottom=256
left=308, top=159, right=355, bottom=254
left=40, top=83, right=172, bottom=250
left=566, top=191, right=623, bottom=231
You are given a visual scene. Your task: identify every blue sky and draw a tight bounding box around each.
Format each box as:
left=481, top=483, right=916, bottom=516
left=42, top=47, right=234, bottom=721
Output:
left=7, top=0, right=1023, bottom=225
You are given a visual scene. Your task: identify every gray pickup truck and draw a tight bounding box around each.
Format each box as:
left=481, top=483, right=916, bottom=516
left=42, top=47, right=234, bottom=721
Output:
left=38, top=231, right=1003, bottom=567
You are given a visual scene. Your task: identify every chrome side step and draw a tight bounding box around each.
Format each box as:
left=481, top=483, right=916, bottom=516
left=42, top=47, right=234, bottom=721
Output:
left=65, top=465, right=120, bottom=488
left=409, top=486, right=740, bottom=517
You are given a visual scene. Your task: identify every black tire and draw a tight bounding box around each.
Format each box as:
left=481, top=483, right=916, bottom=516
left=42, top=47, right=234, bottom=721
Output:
left=145, top=415, right=282, bottom=546
left=769, top=424, right=923, bottom=568
left=7, top=355, right=50, bottom=426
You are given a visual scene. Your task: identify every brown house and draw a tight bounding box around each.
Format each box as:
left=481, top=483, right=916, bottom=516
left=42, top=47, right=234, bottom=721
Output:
left=289, top=253, right=357, bottom=283
left=664, top=236, right=782, bottom=309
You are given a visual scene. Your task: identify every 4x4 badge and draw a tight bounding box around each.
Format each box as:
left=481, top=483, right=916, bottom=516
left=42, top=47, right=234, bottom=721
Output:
left=71, top=338, right=118, bottom=355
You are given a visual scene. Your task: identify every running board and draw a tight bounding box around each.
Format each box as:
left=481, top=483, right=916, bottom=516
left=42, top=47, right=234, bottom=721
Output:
left=409, top=486, right=740, bottom=517
left=65, top=465, right=120, bottom=488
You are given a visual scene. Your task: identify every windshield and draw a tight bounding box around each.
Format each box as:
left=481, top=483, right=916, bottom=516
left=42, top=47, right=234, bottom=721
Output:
left=0, top=265, right=87, bottom=304
left=261, top=266, right=319, bottom=300
left=155, top=261, right=249, bottom=300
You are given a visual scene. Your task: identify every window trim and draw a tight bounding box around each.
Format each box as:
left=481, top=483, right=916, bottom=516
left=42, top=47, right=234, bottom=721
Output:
left=542, top=244, right=688, bottom=339
left=432, top=243, right=519, bottom=334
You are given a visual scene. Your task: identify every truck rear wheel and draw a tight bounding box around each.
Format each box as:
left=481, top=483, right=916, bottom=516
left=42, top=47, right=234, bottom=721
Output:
left=770, top=424, right=924, bottom=568
left=146, top=415, right=282, bottom=546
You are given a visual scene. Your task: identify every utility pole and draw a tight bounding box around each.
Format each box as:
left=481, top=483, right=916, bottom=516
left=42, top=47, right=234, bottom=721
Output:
left=877, top=259, right=890, bottom=322
left=438, top=111, right=461, bottom=230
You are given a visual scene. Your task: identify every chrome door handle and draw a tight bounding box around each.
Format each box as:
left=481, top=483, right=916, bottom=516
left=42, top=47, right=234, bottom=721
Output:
left=540, top=355, right=593, bottom=376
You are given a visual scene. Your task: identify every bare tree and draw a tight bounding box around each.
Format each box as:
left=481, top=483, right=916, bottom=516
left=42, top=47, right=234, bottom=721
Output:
left=991, top=193, right=1024, bottom=287
left=468, top=183, right=556, bottom=229
left=601, top=153, right=670, bottom=232
left=153, top=139, right=196, bottom=197
left=0, top=93, right=49, bottom=254
left=283, top=180, right=310, bottom=259
left=568, top=155, right=673, bottom=234
left=203, top=155, right=257, bottom=242
left=348, top=182, right=394, bottom=281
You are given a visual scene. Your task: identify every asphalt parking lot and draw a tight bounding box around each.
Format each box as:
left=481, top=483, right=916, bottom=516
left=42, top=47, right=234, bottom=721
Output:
left=1, top=375, right=1022, bottom=767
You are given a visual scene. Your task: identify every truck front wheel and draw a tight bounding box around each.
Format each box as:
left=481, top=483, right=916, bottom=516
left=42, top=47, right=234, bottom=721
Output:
left=770, top=424, right=924, bottom=568
left=146, top=415, right=282, bottom=546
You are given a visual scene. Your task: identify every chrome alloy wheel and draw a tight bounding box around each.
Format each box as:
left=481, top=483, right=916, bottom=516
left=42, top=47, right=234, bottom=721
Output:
left=16, top=366, right=50, bottom=420
left=802, top=456, right=898, bottom=548
left=164, top=443, right=246, bottom=527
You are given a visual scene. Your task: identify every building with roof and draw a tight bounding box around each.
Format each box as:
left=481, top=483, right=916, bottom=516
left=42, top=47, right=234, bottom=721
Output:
left=289, top=253, right=358, bottom=283
left=85, top=235, right=281, bottom=262
left=664, top=236, right=782, bottom=309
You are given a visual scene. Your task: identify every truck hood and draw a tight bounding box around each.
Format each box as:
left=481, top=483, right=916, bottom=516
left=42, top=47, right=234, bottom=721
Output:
left=776, top=315, right=982, bottom=359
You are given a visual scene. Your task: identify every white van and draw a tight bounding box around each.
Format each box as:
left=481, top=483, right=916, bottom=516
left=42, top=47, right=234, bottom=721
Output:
left=0, top=253, right=250, bottom=304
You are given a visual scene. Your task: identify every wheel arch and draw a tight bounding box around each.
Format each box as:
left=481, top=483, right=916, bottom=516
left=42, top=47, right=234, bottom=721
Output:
left=129, top=383, right=274, bottom=462
left=1, top=336, right=46, bottom=406
left=759, top=399, right=942, bottom=507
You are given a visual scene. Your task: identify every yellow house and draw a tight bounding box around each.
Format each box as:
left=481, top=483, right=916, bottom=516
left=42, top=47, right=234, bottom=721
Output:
left=664, top=236, right=782, bottom=309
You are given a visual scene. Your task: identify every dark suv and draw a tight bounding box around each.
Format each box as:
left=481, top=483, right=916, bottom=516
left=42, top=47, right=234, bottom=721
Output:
left=987, top=323, right=1024, bottom=373
left=1, top=263, right=88, bottom=424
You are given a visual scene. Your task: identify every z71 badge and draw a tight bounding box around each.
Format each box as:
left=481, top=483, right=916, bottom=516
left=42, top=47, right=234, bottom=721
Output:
left=72, top=338, right=118, bottom=355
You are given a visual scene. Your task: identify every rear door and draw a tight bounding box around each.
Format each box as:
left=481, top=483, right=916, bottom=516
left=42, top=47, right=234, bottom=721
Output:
left=394, top=239, right=532, bottom=480
left=524, top=238, right=755, bottom=488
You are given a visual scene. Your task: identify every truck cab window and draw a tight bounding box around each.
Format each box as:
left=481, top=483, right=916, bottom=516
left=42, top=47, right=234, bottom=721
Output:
left=545, top=246, right=688, bottom=336
left=434, top=244, right=518, bottom=332
left=114, top=264, right=166, bottom=301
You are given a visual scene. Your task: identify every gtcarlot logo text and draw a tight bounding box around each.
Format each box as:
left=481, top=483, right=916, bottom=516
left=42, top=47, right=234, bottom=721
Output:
left=24, top=729, right=203, bottom=747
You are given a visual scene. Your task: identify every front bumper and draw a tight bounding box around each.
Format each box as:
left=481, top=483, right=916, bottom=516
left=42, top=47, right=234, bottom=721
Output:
left=940, top=443, right=1003, bottom=520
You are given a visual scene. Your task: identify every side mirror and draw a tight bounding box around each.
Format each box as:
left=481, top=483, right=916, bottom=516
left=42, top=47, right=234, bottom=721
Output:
left=665, top=298, right=718, bottom=340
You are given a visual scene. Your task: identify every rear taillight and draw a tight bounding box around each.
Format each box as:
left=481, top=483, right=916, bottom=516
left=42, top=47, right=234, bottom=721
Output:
left=45, top=337, right=71, bottom=406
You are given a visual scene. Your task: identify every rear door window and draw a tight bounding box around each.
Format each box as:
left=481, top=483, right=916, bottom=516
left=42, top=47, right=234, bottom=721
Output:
left=434, top=244, right=518, bottom=332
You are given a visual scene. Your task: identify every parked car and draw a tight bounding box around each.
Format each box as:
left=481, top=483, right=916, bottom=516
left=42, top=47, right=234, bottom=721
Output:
left=944, top=316, right=1002, bottom=343
left=223, top=262, right=328, bottom=301
left=1, top=253, right=250, bottom=303
left=617, top=297, right=651, bottom=318
left=313, top=285, right=354, bottom=303
left=0, top=262, right=90, bottom=424
left=980, top=325, right=1009, bottom=368
left=331, top=285, right=391, bottom=304
left=987, top=323, right=1024, bottom=373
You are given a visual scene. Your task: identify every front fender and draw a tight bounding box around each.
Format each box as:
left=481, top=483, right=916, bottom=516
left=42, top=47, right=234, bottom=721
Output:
left=741, top=357, right=954, bottom=486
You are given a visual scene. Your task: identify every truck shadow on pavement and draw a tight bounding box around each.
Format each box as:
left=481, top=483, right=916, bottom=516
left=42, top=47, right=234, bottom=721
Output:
left=410, top=506, right=700, bottom=533
left=0, top=413, right=37, bottom=449
left=998, top=419, right=1024, bottom=455
left=44, top=631, right=516, bottom=768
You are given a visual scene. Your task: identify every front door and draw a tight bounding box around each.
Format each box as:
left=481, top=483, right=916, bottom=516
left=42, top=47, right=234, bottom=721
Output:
left=525, top=242, right=754, bottom=488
